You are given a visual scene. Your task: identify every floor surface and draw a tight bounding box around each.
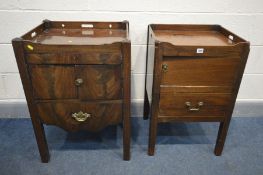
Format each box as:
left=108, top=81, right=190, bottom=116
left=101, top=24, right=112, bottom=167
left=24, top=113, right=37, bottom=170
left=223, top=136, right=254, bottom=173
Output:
left=0, top=117, right=262, bottom=175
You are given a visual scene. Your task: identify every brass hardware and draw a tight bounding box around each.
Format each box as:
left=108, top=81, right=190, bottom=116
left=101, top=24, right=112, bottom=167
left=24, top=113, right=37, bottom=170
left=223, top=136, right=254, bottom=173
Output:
left=162, top=64, right=168, bottom=72
left=72, top=111, right=91, bottom=122
left=27, top=45, right=34, bottom=51
left=185, top=101, right=204, bottom=111
left=75, top=78, right=83, bottom=86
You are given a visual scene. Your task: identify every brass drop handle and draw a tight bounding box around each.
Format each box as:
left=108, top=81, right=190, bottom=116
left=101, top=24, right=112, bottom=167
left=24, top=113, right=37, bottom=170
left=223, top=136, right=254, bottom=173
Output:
left=162, top=64, right=168, bottom=72
left=185, top=102, right=204, bottom=111
left=72, top=111, right=91, bottom=122
left=75, top=78, right=83, bottom=86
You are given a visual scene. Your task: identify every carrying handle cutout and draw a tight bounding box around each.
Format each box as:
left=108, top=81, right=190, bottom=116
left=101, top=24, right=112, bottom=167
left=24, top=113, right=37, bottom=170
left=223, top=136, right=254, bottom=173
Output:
left=81, top=24, right=94, bottom=28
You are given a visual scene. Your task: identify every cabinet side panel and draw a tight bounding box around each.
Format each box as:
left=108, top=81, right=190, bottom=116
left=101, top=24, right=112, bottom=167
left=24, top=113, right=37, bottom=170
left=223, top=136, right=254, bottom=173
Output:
left=12, top=38, right=50, bottom=162
left=146, top=27, right=155, bottom=104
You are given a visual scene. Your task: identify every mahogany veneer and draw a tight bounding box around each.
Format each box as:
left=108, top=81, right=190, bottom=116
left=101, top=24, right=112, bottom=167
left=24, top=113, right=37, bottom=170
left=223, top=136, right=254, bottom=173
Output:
left=144, top=24, right=250, bottom=156
left=12, top=20, right=131, bottom=162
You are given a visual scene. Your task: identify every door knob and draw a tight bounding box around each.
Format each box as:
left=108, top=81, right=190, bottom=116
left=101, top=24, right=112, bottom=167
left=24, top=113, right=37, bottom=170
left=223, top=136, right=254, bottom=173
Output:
left=162, top=64, right=168, bottom=72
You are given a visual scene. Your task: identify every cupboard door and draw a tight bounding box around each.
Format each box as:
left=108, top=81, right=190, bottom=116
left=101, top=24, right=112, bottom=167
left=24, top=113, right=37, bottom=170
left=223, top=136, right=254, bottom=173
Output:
left=161, top=56, right=240, bottom=92
left=76, top=65, right=122, bottom=100
left=29, top=65, right=77, bottom=100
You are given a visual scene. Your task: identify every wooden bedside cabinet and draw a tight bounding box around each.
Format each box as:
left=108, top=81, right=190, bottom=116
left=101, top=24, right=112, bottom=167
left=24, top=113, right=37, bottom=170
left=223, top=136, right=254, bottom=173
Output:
left=144, top=24, right=250, bottom=156
left=12, top=20, right=131, bottom=162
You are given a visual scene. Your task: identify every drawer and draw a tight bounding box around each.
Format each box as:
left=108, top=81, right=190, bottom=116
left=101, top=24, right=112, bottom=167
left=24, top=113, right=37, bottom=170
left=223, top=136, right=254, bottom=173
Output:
left=36, top=101, right=122, bottom=132
left=29, top=65, right=122, bottom=100
left=159, top=92, right=232, bottom=117
left=161, top=56, right=240, bottom=93
left=27, top=52, right=122, bottom=64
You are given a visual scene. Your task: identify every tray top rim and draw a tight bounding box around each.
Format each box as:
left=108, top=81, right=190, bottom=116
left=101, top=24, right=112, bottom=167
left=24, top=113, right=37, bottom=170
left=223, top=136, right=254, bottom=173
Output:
left=149, top=24, right=249, bottom=46
left=18, top=20, right=130, bottom=45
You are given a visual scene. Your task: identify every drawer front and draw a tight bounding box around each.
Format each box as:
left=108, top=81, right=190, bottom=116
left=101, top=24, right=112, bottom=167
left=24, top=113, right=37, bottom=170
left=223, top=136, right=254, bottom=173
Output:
left=36, top=102, right=122, bottom=132
left=27, top=52, right=122, bottom=64
left=30, top=65, right=77, bottom=99
left=29, top=65, right=122, bottom=100
left=159, top=92, right=232, bottom=117
left=76, top=65, right=122, bottom=100
left=161, top=56, right=240, bottom=92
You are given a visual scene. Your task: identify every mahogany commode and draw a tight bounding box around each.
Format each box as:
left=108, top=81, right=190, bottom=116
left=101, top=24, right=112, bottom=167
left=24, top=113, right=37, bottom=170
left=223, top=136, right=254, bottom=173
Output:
left=12, top=20, right=131, bottom=162
left=144, top=24, right=250, bottom=156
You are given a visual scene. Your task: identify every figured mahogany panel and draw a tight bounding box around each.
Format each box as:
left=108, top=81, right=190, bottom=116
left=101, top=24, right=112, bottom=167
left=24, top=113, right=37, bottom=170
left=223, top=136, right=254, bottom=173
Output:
left=29, top=65, right=77, bottom=99
left=161, top=56, right=240, bottom=92
left=36, top=101, right=122, bottom=132
left=159, top=92, right=232, bottom=117
left=76, top=65, right=122, bottom=100
left=27, top=52, right=122, bottom=64
left=76, top=53, right=121, bottom=64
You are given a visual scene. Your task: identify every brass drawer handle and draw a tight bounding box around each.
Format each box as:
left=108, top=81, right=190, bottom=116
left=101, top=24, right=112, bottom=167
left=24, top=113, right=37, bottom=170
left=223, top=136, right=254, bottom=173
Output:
left=162, top=64, right=168, bottom=72
left=75, top=78, right=83, bottom=86
left=185, top=102, right=204, bottom=111
left=72, top=111, right=91, bottom=122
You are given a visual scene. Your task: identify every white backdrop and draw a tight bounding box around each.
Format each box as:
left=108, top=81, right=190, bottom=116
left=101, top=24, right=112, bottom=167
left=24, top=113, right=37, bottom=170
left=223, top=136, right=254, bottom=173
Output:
left=0, top=0, right=263, bottom=114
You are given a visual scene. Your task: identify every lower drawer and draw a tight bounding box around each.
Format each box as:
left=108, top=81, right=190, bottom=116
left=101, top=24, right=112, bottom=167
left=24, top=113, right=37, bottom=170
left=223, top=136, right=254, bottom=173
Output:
left=159, top=93, right=232, bottom=117
left=36, top=101, right=122, bottom=132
